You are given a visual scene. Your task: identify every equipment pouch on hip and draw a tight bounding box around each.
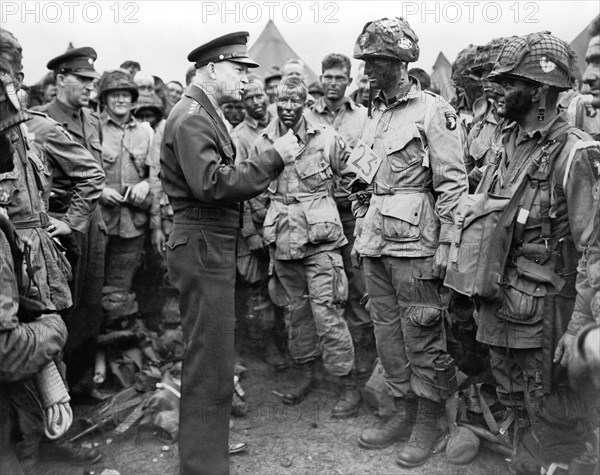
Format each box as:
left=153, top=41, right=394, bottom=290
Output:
left=305, top=207, right=343, bottom=244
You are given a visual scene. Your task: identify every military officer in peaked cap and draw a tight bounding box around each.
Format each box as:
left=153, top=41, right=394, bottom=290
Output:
left=160, top=31, right=299, bottom=475
left=34, top=46, right=108, bottom=399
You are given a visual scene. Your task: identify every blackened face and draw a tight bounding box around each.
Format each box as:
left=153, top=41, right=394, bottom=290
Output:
left=222, top=101, right=245, bottom=127
left=321, top=67, right=351, bottom=101
left=276, top=86, right=305, bottom=129
left=363, top=58, right=401, bottom=93
left=496, top=78, right=536, bottom=121
left=243, top=84, right=267, bottom=120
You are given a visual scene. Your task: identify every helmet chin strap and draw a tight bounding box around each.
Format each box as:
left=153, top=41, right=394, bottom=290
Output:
left=537, top=84, right=549, bottom=121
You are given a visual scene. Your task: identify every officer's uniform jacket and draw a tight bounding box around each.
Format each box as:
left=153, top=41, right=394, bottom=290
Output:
left=354, top=84, right=467, bottom=258
left=25, top=111, right=104, bottom=233
left=160, top=83, right=284, bottom=227
left=254, top=117, right=353, bottom=260
left=37, top=99, right=103, bottom=163
left=477, top=112, right=600, bottom=348
left=147, top=119, right=167, bottom=232
left=100, top=111, right=154, bottom=238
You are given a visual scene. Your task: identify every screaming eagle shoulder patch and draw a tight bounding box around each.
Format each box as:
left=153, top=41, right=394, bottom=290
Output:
left=445, top=111, right=457, bottom=131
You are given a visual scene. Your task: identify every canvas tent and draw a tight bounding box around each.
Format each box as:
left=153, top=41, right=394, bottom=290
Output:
left=430, top=52, right=455, bottom=102
left=249, top=20, right=318, bottom=84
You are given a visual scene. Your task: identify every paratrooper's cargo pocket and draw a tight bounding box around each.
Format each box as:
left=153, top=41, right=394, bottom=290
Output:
left=305, top=208, right=343, bottom=244
left=496, top=267, right=546, bottom=324
left=381, top=196, right=422, bottom=242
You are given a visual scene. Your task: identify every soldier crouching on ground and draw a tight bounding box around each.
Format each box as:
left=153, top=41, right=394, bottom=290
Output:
left=351, top=17, right=467, bottom=468
left=252, top=77, right=361, bottom=417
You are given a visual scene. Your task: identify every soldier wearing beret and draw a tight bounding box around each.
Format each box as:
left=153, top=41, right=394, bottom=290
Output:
left=160, top=31, right=299, bottom=475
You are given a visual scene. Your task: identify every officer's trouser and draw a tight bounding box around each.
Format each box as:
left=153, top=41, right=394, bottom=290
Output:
left=274, top=250, right=355, bottom=377
left=362, top=256, right=450, bottom=402
left=167, top=221, right=237, bottom=475
left=62, top=207, right=106, bottom=386
left=339, top=210, right=373, bottom=345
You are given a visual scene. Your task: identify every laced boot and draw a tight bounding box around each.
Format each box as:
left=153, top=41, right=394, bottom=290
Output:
left=332, top=371, right=361, bottom=418
left=263, top=334, right=288, bottom=372
left=396, top=397, right=443, bottom=468
left=358, top=398, right=417, bottom=449
left=282, top=361, right=314, bottom=405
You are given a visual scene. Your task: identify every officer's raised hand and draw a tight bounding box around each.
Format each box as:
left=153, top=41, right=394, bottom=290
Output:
left=432, top=242, right=450, bottom=280
left=272, top=129, right=299, bottom=165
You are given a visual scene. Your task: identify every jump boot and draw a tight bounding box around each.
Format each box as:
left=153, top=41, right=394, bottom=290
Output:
left=396, top=397, right=443, bottom=468
left=332, top=371, right=361, bottom=418
left=282, top=361, right=314, bottom=405
left=263, top=333, right=288, bottom=372
left=358, top=398, right=417, bottom=449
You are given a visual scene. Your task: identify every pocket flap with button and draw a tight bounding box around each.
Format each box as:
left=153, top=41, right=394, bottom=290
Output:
left=381, top=195, right=422, bottom=226
left=305, top=207, right=342, bottom=244
left=101, top=148, right=118, bottom=164
left=386, top=125, right=422, bottom=154
left=407, top=305, right=443, bottom=327
left=295, top=152, right=329, bottom=180
left=166, top=232, right=189, bottom=250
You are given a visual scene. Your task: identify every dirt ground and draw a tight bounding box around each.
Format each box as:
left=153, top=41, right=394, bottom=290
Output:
left=33, top=351, right=509, bottom=475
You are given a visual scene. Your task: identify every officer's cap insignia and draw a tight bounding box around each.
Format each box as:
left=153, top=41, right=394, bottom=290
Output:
left=445, top=111, right=457, bottom=130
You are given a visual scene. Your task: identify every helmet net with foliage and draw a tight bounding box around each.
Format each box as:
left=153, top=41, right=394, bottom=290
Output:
left=353, top=17, right=419, bottom=63
left=132, top=92, right=163, bottom=115
left=98, top=68, right=139, bottom=103
left=451, top=44, right=479, bottom=88
left=488, top=31, right=576, bottom=90
left=471, top=36, right=519, bottom=79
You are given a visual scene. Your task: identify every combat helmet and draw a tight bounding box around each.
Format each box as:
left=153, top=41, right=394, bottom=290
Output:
left=98, top=69, right=139, bottom=104
left=353, top=17, right=419, bottom=63
left=471, top=36, right=519, bottom=79
left=488, top=32, right=575, bottom=120
left=488, top=31, right=575, bottom=90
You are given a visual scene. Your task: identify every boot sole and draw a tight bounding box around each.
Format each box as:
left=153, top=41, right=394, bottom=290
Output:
left=396, top=453, right=432, bottom=468
left=358, top=435, right=408, bottom=450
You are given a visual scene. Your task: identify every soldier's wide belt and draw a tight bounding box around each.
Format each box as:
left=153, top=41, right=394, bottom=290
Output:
left=271, top=190, right=329, bottom=205
left=372, top=182, right=428, bottom=195
left=173, top=207, right=238, bottom=226
left=11, top=212, right=49, bottom=229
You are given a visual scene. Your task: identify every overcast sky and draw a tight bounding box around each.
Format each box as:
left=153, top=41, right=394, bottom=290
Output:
left=3, top=0, right=599, bottom=88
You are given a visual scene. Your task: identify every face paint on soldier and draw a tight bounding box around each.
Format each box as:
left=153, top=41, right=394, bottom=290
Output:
left=321, top=67, right=352, bottom=102
left=56, top=73, right=95, bottom=108
left=496, top=79, right=536, bottom=121
left=583, top=35, right=600, bottom=108
left=276, top=85, right=306, bottom=129
left=363, top=58, right=404, bottom=98
left=106, top=91, right=133, bottom=121
left=243, top=84, right=267, bottom=121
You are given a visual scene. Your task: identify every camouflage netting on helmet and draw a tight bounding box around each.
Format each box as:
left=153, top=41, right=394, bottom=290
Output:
left=488, top=31, right=576, bottom=90
left=132, top=91, right=163, bottom=115
left=471, top=36, right=519, bottom=79
left=451, top=44, right=480, bottom=88
left=353, top=17, right=419, bottom=63
left=98, top=68, right=139, bottom=102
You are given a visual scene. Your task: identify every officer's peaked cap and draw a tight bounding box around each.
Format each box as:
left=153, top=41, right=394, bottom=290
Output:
left=188, top=31, right=259, bottom=69
left=47, top=46, right=100, bottom=79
